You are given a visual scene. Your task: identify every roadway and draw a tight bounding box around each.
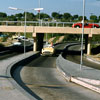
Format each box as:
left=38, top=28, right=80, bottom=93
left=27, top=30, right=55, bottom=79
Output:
left=0, top=40, right=33, bottom=60
left=0, top=52, right=19, bottom=60
left=66, top=45, right=100, bottom=70
left=12, top=43, right=100, bottom=100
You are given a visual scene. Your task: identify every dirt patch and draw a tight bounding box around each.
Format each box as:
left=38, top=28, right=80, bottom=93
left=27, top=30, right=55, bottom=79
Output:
left=88, top=54, right=100, bottom=62
left=56, top=36, right=65, bottom=43
left=48, top=37, right=56, bottom=43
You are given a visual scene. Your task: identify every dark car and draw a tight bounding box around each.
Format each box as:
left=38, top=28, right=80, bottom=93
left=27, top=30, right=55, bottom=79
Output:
left=72, top=23, right=99, bottom=28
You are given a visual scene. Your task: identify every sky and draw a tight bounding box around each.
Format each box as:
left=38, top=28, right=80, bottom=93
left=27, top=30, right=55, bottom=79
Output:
left=0, top=0, right=100, bottom=18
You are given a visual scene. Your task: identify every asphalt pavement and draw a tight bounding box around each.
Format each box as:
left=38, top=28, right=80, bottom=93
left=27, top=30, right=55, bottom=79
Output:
left=0, top=43, right=100, bottom=100
left=0, top=51, right=38, bottom=100
left=56, top=44, right=100, bottom=94
left=11, top=43, right=100, bottom=100
left=12, top=54, right=100, bottom=100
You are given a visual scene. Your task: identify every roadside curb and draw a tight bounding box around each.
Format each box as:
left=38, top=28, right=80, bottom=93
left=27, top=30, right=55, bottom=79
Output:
left=0, top=50, right=12, bottom=56
left=71, top=77, right=100, bottom=94
left=56, top=54, right=100, bottom=94
left=85, top=55, right=100, bottom=64
left=56, top=55, right=71, bottom=82
left=56, top=66, right=71, bottom=82
left=6, top=52, right=40, bottom=100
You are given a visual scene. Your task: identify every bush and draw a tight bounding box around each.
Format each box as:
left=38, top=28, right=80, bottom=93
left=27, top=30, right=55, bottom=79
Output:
left=0, top=43, right=4, bottom=51
left=91, top=45, right=100, bottom=54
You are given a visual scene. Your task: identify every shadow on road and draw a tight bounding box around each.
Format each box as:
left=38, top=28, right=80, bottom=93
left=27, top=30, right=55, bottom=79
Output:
left=11, top=55, right=43, bottom=100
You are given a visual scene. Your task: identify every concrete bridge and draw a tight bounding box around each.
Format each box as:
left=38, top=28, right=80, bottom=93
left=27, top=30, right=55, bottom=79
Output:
left=0, top=21, right=100, bottom=55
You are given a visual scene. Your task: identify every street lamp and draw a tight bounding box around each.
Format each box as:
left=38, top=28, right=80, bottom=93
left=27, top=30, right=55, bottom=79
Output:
left=80, top=0, right=85, bottom=70
left=34, top=7, right=44, bottom=26
left=38, top=0, right=41, bottom=21
left=34, top=8, right=43, bottom=11
left=9, top=7, right=43, bottom=55
left=80, top=0, right=100, bottom=69
left=34, top=0, right=43, bottom=25
left=9, top=7, right=34, bottom=56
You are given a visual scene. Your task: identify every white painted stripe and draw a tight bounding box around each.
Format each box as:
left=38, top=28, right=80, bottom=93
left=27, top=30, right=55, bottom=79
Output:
left=71, top=77, right=100, bottom=94
left=77, top=77, right=100, bottom=86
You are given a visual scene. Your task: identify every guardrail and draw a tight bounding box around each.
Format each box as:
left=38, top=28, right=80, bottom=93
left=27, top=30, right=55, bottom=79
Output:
left=0, top=21, right=74, bottom=27
left=0, top=21, right=100, bottom=28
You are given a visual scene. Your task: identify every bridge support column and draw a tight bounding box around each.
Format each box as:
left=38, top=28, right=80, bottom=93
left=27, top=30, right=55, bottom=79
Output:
left=84, top=34, right=88, bottom=53
left=87, top=37, right=92, bottom=55
left=33, top=33, right=37, bottom=52
left=37, top=33, right=44, bottom=51
left=33, top=37, right=37, bottom=52
left=33, top=33, right=44, bottom=52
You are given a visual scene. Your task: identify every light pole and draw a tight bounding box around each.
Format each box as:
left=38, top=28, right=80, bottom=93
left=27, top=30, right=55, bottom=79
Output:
left=9, top=7, right=34, bottom=56
left=9, top=7, right=43, bottom=55
left=34, top=1, right=43, bottom=26
left=38, top=0, right=41, bottom=24
left=80, top=0, right=85, bottom=70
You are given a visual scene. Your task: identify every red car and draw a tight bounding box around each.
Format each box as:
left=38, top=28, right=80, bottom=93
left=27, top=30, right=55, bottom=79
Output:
left=72, top=23, right=99, bottom=28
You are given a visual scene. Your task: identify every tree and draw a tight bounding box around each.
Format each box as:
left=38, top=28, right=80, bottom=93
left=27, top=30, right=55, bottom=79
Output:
left=0, top=12, right=7, bottom=20
left=40, top=13, right=50, bottom=19
left=78, top=16, right=87, bottom=21
left=73, top=15, right=79, bottom=20
left=23, top=12, right=36, bottom=21
left=51, top=12, right=61, bottom=19
left=7, top=15, right=17, bottom=21
left=36, top=13, right=50, bottom=21
left=15, top=13, right=23, bottom=20
left=98, top=16, right=100, bottom=22
left=90, top=15, right=98, bottom=23
left=63, top=13, right=72, bottom=20
left=0, top=12, right=7, bottom=18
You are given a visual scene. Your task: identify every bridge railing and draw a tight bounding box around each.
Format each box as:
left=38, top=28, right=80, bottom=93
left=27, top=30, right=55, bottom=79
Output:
left=0, top=21, right=74, bottom=27
left=0, top=21, right=100, bottom=28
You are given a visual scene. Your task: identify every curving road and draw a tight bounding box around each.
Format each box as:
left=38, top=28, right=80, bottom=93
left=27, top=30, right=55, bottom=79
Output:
left=66, top=45, right=100, bottom=70
left=12, top=43, right=100, bottom=100
left=0, top=46, right=33, bottom=60
left=0, top=51, right=20, bottom=60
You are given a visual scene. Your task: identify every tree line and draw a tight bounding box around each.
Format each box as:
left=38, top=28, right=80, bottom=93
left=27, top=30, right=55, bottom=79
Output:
left=0, top=11, right=100, bottom=23
left=0, top=11, right=100, bottom=46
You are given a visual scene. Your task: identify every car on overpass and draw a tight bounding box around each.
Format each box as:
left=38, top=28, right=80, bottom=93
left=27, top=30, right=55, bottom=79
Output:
left=72, top=22, right=99, bottom=28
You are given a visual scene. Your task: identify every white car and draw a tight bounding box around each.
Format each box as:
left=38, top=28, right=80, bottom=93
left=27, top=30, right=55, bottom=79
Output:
left=41, top=45, right=55, bottom=56
left=13, top=41, right=21, bottom=46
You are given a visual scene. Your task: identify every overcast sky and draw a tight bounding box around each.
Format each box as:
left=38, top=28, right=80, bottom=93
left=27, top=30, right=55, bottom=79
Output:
left=0, top=0, right=100, bottom=18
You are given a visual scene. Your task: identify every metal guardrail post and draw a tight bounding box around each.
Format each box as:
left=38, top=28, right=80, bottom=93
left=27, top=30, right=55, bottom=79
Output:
left=5, top=21, right=7, bottom=26
left=63, top=23, right=64, bottom=27
left=56, top=22, right=57, bottom=27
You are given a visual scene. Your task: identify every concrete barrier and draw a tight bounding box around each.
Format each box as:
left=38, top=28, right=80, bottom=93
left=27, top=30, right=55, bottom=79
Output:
left=56, top=52, right=100, bottom=94
left=56, top=55, right=71, bottom=82
left=6, top=52, right=41, bottom=100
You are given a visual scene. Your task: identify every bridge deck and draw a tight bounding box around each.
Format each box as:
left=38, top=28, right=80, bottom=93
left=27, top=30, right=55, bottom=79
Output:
left=0, top=26, right=100, bottom=37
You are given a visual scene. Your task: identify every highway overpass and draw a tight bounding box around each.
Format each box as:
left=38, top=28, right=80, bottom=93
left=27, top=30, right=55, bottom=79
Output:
left=0, top=26, right=100, bottom=36
left=0, top=24, right=100, bottom=55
